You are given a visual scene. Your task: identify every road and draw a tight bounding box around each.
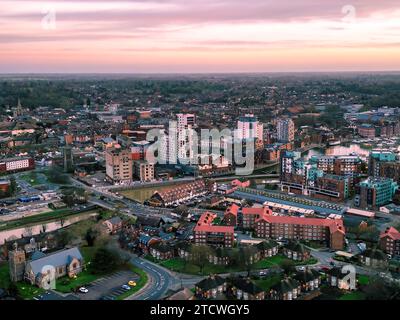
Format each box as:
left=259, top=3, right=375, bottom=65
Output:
left=309, top=248, right=379, bottom=276
left=127, top=256, right=203, bottom=300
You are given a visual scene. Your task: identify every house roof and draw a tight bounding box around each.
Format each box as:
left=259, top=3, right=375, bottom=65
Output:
left=224, top=204, right=239, bottom=217
left=167, top=288, right=194, bottom=300
left=256, top=214, right=345, bottom=235
left=27, top=247, right=83, bottom=276
left=194, top=211, right=234, bottom=234
left=284, top=241, right=309, bottom=254
left=294, top=268, right=321, bottom=283
left=30, top=251, right=46, bottom=261
left=196, top=275, right=225, bottom=291
left=362, top=248, right=387, bottom=261
left=380, top=227, right=400, bottom=241
left=231, top=278, right=264, bottom=295
left=256, top=240, right=279, bottom=251
left=272, top=278, right=300, bottom=293
left=242, top=207, right=272, bottom=216
left=107, top=216, right=122, bottom=226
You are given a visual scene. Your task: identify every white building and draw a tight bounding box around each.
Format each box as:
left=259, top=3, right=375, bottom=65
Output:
left=237, top=114, right=263, bottom=141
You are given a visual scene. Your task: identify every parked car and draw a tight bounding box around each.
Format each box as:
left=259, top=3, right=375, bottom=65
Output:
left=78, top=287, right=89, bottom=293
left=128, top=281, right=137, bottom=287
left=121, top=285, right=131, bottom=291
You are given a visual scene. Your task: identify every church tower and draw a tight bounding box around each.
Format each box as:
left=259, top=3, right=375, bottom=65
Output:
left=9, top=243, right=26, bottom=282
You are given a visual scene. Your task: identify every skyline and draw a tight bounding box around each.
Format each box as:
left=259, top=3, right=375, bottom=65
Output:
left=1, top=0, right=400, bottom=73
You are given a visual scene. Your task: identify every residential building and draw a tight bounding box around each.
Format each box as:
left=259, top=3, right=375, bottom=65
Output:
left=255, top=215, right=345, bottom=250
left=148, top=179, right=213, bottom=207
left=237, top=114, right=263, bottom=141
left=177, top=113, right=196, bottom=161
left=242, top=206, right=272, bottom=229
left=379, top=227, right=400, bottom=256
left=133, top=160, right=154, bottom=182
left=269, top=278, right=301, bottom=300
left=149, top=243, right=175, bottom=260
left=193, top=212, right=234, bottom=247
left=105, top=145, right=133, bottom=184
left=293, top=268, right=321, bottom=292
left=326, top=267, right=356, bottom=290
left=0, top=157, right=35, bottom=174
left=358, top=177, right=398, bottom=209
left=223, top=203, right=240, bottom=226
left=282, top=242, right=311, bottom=261
left=359, top=248, right=388, bottom=269
left=102, top=216, right=123, bottom=234
left=368, top=150, right=397, bottom=178
left=195, top=275, right=227, bottom=299
left=230, top=278, right=265, bottom=300
left=357, top=124, right=376, bottom=138
left=276, top=118, right=295, bottom=143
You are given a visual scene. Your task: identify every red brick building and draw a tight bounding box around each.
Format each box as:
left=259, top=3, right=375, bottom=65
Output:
left=255, top=214, right=345, bottom=250
left=0, top=157, right=35, bottom=174
left=242, top=207, right=273, bottom=229
left=223, top=204, right=240, bottom=226
left=194, top=212, right=234, bottom=247
left=379, top=227, right=400, bottom=256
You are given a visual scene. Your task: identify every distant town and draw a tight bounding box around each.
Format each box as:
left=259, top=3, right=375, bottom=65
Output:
left=0, top=74, right=400, bottom=301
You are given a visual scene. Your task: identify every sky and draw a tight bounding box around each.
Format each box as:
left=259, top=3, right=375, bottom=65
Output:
left=1, top=0, right=400, bottom=73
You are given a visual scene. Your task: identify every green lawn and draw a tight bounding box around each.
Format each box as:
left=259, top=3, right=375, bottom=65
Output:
left=19, top=172, right=46, bottom=186
left=55, top=246, right=99, bottom=293
left=339, top=291, right=366, bottom=300
left=0, top=263, right=44, bottom=300
left=254, top=274, right=282, bottom=292
left=252, top=255, right=287, bottom=269
left=152, top=254, right=318, bottom=276
left=357, top=275, right=370, bottom=286
left=116, top=266, right=149, bottom=300
left=0, top=262, right=11, bottom=289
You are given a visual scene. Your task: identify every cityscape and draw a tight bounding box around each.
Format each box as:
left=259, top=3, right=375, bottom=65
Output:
left=1, top=0, right=400, bottom=307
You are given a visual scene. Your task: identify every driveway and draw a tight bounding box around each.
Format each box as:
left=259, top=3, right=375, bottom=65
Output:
left=76, top=270, right=139, bottom=300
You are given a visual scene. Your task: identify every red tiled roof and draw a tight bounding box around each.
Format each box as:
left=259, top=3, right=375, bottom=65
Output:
left=224, top=204, right=239, bottom=217
left=194, top=211, right=234, bottom=234
left=380, top=227, right=400, bottom=240
left=256, top=214, right=345, bottom=235
left=242, top=207, right=272, bottom=216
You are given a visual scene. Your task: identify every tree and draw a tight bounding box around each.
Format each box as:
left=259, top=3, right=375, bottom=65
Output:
left=237, top=246, right=258, bottom=276
left=190, top=245, right=212, bottom=274
left=280, top=260, right=296, bottom=275
left=7, top=282, right=19, bottom=298
left=363, top=277, right=400, bottom=300
left=85, top=228, right=98, bottom=247
left=57, top=230, right=73, bottom=247
left=92, top=247, right=122, bottom=275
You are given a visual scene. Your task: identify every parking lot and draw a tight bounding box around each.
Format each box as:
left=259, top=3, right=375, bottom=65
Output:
left=76, top=270, right=139, bottom=300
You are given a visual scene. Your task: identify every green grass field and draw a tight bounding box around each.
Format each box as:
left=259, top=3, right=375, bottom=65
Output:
left=0, top=263, right=45, bottom=300
left=150, top=254, right=318, bottom=276
left=254, top=274, right=282, bottom=292
left=338, top=291, right=366, bottom=300
left=55, top=246, right=99, bottom=293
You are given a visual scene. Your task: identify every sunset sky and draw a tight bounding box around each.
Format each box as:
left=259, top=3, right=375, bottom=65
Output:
left=1, top=0, right=400, bottom=73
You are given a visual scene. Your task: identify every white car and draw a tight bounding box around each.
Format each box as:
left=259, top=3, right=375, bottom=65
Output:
left=79, top=287, right=89, bottom=293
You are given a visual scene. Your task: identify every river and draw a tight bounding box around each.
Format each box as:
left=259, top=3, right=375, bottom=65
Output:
left=0, top=213, right=97, bottom=245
